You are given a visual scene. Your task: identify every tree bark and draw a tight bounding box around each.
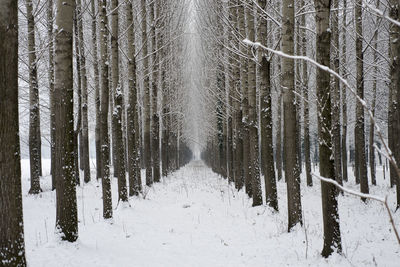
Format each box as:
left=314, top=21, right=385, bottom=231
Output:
left=110, top=0, right=128, bottom=202
left=91, top=0, right=101, bottom=181
left=0, top=0, right=27, bottom=263
left=151, top=1, right=161, bottom=183
left=142, top=0, right=152, bottom=186
left=341, top=0, right=348, bottom=183
left=314, top=0, right=342, bottom=257
left=282, top=0, right=302, bottom=231
left=27, top=0, right=42, bottom=194
left=126, top=1, right=140, bottom=197
left=99, top=0, right=113, bottom=218
left=331, top=0, right=342, bottom=186
left=258, top=0, right=277, bottom=209
left=54, top=0, right=78, bottom=241
left=238, top=3, right=251, bottom=197
left=355, top=0, right=369, bottom=199
left=247, top=2, right=262, bottom=206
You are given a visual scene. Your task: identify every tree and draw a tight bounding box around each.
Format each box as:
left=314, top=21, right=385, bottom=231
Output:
left=238, top=2, right=251, bottom=196
left=331, top=0, right=342, bottom=186
left=126, top=0, right=141, bottom=197
left=91, top=0, right=101, bottom=181
left=301, top=0, right=312, bottom=187
left=26, top=0, right=42, bottom=194
left=389, top=0, right=400, bottom=209
left=314, top=0, right=342, bottom=257
left=142, top=0, right=153, bottom=186
left=258, top=0, right=278, bottom=211
left=0, top=0, right=27, bottom=264
left=282, top=0, right=302, bottom=230
left=54, top=0, right=78, bottom=241
left=355, top=0, right=369, bottom=198
left=110, top=0, right=128, bottom=202
left=47, top=0, right=56, bottom=190
left=151, top=0, right=161, bottom=183
left=341, top=0, right=348, bottom=183
left=76, top=0, right=90, bottom=184
left=99, top=0, right=113, bottom=219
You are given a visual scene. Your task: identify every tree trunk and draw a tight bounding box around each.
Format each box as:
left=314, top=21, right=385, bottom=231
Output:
left=0, top=0, right=27, bottom=263
left=27, top=0, right=42, bottom=194
left=142, top=0, right=152, bottom=186
left=73, top=13, right=81, bottom=185
left=126, top=1, right=140, bottom=197
left=259, top=15, right=278, bottom=210
left=54, top=0, right=78, bottom=241
left=238, top=3, right=251, bottom=197
left=314, top=0, right=342, bottom=257
left=48, top=0, right=56, bottom=190
left=276, top=92, right=283, bottom=181
left=331, top=0, right=342, bottom=186
left=282, top=0, right=302, bottom=231
left=76, top=0, right=90, bottom=184
left=370, top=0, right=380, bottom=186
left=341, top=0, right=348, bottom=183
left=91, top=0, right=101, bottom=181
left=389, top=0, right=400, bottom=209
left=99, top=0, right=113, bottom=218
left=355, top=0, right=369, bottom=199
left=151, top=1, right=161, bottom=183
left=111, top=0, right=128, bottom=202
left=301, top=0, right=312, bottom=187
left=247, top=2, right=262, bottom=206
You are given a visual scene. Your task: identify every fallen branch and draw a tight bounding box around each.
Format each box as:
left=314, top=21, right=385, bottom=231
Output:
left=312, top=173, right=400, bottom=245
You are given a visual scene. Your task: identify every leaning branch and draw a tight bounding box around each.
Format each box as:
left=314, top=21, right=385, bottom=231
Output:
left=312, top=173, right=400, bottom=245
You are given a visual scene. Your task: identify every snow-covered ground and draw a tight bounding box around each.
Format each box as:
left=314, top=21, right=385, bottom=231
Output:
left=22, top=159, right=399, bottom=266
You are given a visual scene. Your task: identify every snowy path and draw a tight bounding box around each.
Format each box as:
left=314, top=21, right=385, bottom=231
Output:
left=22, top=160, right=400, bottom=266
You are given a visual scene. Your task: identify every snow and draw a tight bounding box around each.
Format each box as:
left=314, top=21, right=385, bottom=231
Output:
left=22, top=160, right=400, bottom=266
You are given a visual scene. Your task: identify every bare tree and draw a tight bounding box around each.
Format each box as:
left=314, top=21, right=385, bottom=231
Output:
left=314, top=0, right=342, bottom=257
left=282, top=0, right=302, bottom=230
left=54, top=0, right=78, bottom=241
left=0, top=0, right=27, bottom=263
left=26, top=0, right=42, bottom=194
left=111, top=0, right=128, bottom=202
left=99, top=0, right=113, bottom=218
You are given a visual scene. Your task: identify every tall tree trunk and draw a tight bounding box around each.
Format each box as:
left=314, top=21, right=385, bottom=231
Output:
left=355, top=0, right=369, bottom=199
left=54, top=0, right=78, bottom=241
left=276, top=92, right=283, bottom=181
left=151, top=1, right=161, bottom=183
left=126, top=1, right=140, bottom=197
left=247, top=2, right=262, bottom=206
left=0, top=0, right=27, bottom=263
left=91, top=0, right=101, bottom=181
left=331, top=0, right=342, bottom=186
left=99, top=0, right=113, bottom=219
left=282, top=0, right=302, bottom=231
left=73, top=13, right=81, bottom=185
left=314, top=0, right=342, bottom=257
left=27, top=0, right=42, bottom=194
left=389, top=0, right=400, bottom=209
left=258, top=1, right=278, bottom=209
left=341, top=0, right=348, bottom=183
left=238, top=3, right=251, bottom=197
left=301, top=0, right=312, bottom=187
left=234, top=2, right=244, bottom=190
left=370, top=0, right=380, bottom=186
left=142, top=0, right=152, bottom=186
left=76, top=0, right=90, bottom=184
left=48, top=0, right=56, bottom=190
left=111, top=0, right=128, bottom=202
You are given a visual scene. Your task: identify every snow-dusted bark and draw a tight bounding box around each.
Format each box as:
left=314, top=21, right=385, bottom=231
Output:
left=0, top=0, right=26, bottom=264
left=54, top=0, right=78, bottom=241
